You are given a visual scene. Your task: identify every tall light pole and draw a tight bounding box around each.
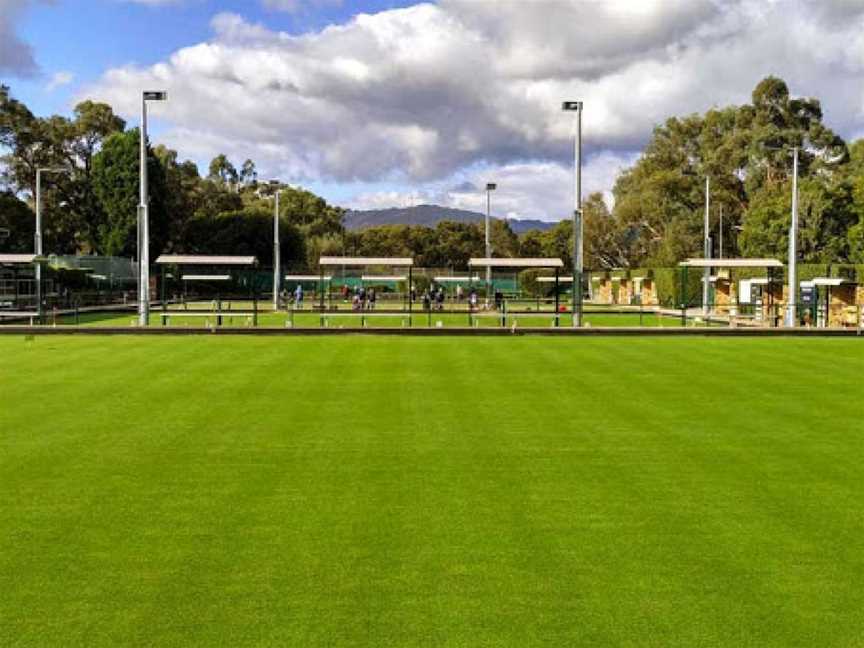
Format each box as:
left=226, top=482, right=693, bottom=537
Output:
left=562, top=101, right=583, bottom=327
left=703, top=175, right=711, bottom=315
left=485, top=182, right=496, bottom=305
left=271, top=181, right=281, bottom=311
left=138, top=90, right=167, bottom=327
left=35, top=167, right=65, bottom=322
left=786, top=147, right=799, bottom=328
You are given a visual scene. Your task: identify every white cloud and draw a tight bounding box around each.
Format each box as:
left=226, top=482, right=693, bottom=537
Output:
left=349, top=151, right=639, bottom=221
left=45, top=70, right=73, bottom=91
left=81, top=0, right=864, bottom=215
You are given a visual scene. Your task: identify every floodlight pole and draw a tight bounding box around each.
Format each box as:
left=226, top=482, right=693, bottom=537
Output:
left=35, top=167, right=65, bottom=322
left=138, top=90, right=167, bottom=327
left=35, top=170, right=44, bottom=322
left=273, top=187, right=281, bottom=311
left=485, top=182, right=496, bottom=306
left=703, top=175, right=711, bottom=316
left=786, top=147, right=799, bottom=328
left=562, top=101, right=583, bottom=327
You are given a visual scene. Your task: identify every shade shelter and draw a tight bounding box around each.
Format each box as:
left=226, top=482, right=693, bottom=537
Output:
left=155, top=255, right=259, bottom=327
left=0, top=254, right=48, bottom=324
left=679, top=258, right=783, bottom=324
left=805, top=277, right=858, bottom=328
left=468, top=257, right=565, bottom=327
left=318, top=256, right=414, bottom=327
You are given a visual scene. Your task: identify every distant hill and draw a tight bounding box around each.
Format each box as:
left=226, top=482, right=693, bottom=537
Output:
left=343, top=204, right=555, bottom=234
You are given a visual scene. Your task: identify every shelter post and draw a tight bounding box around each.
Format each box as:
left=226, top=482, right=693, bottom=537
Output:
left=554, top=269, right=560, bottom=327
left=408, top=266, right=413, bottom=325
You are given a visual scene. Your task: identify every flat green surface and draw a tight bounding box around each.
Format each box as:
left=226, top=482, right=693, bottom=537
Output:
left=2, top=336, right=862, bottom=647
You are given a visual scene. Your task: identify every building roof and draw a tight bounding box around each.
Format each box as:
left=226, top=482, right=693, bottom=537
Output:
left=536, top=276, right=574, bottom=283
left=181, top=274, right=231, bottom=281
left=319, top=256, right=414, bottom=267
left=679, top=258, right=783, bottom=268
left=360, top=275, right=409, bottom=281
left=468, top=257, right=564, bottom=269
left=433, top=276, right=480, bottom=282
left=155, top=255, right=257, bottom=266
left=284, top=274, right=332, bottom=281
left=0, top=254, right=45, bottom=264
left=809, top=277, right=855, bottom=287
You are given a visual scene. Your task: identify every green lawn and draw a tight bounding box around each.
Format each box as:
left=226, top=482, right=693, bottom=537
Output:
left=1, top=336, right=862, bottom=647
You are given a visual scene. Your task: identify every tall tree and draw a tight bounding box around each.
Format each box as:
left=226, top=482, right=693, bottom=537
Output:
left=91, top=129, right=169, bottom=257
left=208, top=154, right=238, bottom=188
left=239, top=159, right=257, bottom=187
left=0, top=191, right=33, bottom=252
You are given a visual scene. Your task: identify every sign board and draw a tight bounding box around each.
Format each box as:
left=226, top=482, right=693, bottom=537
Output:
left=800, top=282, right=816, bottom=306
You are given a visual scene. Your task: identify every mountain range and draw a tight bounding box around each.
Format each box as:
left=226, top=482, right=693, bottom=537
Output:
left=343, top=204, right=555, bottom=234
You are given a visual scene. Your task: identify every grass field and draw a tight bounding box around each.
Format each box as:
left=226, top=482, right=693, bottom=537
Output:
left=2, top=336, right=862, bottom=646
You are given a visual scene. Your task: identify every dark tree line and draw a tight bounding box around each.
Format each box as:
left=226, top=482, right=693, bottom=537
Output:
left=0, top=84, right=344, bottom=268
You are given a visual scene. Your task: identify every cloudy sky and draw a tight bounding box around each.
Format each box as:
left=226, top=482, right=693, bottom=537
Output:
left=3, top=0, right=864, bottom=220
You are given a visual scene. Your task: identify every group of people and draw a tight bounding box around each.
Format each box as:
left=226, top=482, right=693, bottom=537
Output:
left=421, top=287, right=447, bottom=311
left=417, top=285, right=485, bottom=311
left=347, top=286, right=377, bottom=311
left=286, top=281, right=502, bottom=312
left=281, top=284, right=305, bottom=308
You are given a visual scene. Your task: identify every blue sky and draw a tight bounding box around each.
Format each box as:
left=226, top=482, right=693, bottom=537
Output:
left=3, top=1, right=864, bottom=219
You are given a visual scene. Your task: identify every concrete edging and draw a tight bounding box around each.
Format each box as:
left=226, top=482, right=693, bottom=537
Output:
left=0, top=325, right=861, bottom=337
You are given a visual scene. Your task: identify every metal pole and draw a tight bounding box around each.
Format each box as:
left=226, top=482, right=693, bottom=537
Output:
left=573, top=103, right=583, bottom=327
left=273, top=189, right=280, bottom=311
left=35, top=170, right=42, bottom=322
left=703, top=175, right=710, bottom=316
left=485, top=187, right=491, bottom=306
left=786, top=147, right=799, bottom=327
left=138, top=95, right=149, bottom=327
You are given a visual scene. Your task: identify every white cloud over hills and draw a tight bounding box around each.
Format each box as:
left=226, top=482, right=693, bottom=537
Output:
left=81, top=0, right=864, bottom=220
